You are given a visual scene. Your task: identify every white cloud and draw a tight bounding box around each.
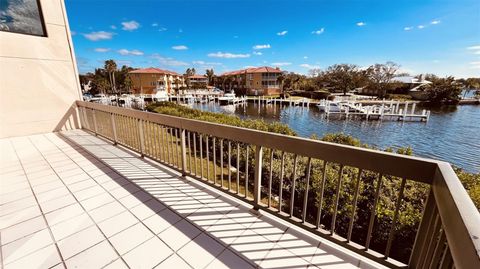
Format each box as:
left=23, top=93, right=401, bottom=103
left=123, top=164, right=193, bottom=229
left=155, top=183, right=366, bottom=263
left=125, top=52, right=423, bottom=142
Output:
left=83, top=31, right=115, bottom=41
left=121, top=20, right=140, bottom=31
left=404, top=26, right=413, bottom=31
left=300, top=63, right=320, bottom=69
left=253, top=51, right=263, bottom=56
left=110, top=25, right=117, bottom=29
left=192, top=61, right=221, bottom=65
left=277, top=30, right=288, bottom=36
left=467, top=45, right=480, bottom=50
left=271, top=62, right=292, bottom=66
left=151, top=23, right=158, bottom=27
left=356, top=22, right=366, bottom=26
left=431, top=20, right=441, bottom=25
left=94, top=48, right=110, bottom=53
left=158, top=27, right=167, bottom=32
left=116, top=60, right=132, bottom=66
left=467, top=45, right=480, bottom=55
left=311, top=28, right=325, bottom=35
left=303, top=56, right=308, bottom=59
left=418, top=25, right=425, bottom=29
left=208, top=52, right=250, bottom=58
left=117, top=49, right=144, bottom=56
left=470, top=61, right=480, bottom=69
left=253, top=44, right=271, bottom=50
left=151, top=54, right=188, bottom=66
left=172, top=45, right=188, bottom=50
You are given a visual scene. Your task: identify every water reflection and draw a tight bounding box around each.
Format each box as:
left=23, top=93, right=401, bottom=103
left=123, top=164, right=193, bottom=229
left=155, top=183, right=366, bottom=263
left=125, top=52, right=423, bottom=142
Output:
left=192, top=102, right=480, bottom=173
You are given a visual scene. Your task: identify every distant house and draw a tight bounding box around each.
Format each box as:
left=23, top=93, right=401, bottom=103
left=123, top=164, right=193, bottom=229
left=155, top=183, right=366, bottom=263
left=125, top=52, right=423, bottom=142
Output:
left=128, top=68, right=185, bottom=94
left=216, top=66, right=283, bottom=96
left=186, top=75, right=209, bottom=89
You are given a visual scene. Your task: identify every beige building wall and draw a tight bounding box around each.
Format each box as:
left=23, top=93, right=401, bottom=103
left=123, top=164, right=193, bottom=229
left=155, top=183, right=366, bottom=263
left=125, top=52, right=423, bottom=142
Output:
left=0, top=0, right=81, bottom=138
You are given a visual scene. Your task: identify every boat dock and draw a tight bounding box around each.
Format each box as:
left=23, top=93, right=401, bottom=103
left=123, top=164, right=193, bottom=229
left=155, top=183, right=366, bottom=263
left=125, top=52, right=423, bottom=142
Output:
left=246, top=96, right=430, bottom=122
left=319, top=100, right=430, bottom=121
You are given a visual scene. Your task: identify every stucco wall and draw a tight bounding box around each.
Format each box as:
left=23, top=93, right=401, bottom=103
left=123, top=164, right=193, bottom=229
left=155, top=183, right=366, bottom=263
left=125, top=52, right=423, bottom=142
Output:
left=0, top=0, right=81, bottom=138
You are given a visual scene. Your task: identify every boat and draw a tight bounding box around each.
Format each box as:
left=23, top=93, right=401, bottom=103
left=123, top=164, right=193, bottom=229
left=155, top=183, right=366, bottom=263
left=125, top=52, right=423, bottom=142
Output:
left=154, top=90, right=169, bottom=102
left=317, top=100, right=342, bottom=112
left=218, top=92, right=236, bottom=105
left=89, top=93, right=107, bottom=102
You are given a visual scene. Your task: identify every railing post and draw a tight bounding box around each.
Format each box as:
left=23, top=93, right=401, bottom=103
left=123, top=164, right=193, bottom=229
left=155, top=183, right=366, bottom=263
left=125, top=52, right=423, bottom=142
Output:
left=180, top=129, right=187, bottom=176
left=253, top=145, right=263, bottom=210
left=92, top=109, right=98, bottom=135
left=137, top=119, right=145, bottom=157
left=409, top=189, right=436, bottom=267
left=110, top=113, right=117, bottom=145
left=80, top=107, right=89, bottom=130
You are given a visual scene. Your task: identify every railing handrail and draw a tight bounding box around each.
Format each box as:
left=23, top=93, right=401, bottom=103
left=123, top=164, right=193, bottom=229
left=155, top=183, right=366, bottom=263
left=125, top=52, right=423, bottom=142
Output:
left=75, top=100, right=480, bottom=268
left=76, top=100, right=438, bottom=183
left=433, top=162, right=480, bottom=268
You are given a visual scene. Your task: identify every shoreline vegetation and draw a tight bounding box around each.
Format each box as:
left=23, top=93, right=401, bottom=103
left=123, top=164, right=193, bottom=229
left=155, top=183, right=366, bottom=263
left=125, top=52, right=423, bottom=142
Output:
left=145, top=101, right=478, bottom=263
left=80, top=60, right=480, bottom=107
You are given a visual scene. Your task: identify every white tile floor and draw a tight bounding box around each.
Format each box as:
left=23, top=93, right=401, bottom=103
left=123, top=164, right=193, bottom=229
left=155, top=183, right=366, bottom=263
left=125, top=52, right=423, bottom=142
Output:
left=0, top=130, right=386, bottom=269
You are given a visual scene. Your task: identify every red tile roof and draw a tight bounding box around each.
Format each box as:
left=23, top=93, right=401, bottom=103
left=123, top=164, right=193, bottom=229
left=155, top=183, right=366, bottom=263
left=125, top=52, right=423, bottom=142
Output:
left=129, top=67, right=181, bottom=76
left=220, top=66, right=282, bottom=76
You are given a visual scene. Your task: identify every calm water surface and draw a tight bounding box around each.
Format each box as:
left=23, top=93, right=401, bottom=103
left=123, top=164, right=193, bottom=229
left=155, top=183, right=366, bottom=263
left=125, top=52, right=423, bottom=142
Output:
left=191, top=102, right=480, bottom=173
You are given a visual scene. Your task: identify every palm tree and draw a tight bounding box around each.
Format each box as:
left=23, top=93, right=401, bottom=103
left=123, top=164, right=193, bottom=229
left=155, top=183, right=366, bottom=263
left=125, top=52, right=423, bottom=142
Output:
left=277, top=74, right=285, bottom=94
left=205, top=69, right=214, bottom=86
left=174, top=78, right=181, bottom=93
left=104, top=60, right=117, bottom=94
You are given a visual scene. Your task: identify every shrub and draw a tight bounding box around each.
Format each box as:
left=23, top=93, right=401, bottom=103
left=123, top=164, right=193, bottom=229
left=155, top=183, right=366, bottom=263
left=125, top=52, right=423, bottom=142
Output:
left=146, top=102, right=296, bottom=136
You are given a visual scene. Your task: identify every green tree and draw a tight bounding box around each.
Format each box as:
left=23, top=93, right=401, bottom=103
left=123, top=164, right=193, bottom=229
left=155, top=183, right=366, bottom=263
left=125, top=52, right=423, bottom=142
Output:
left=319, top=64, right=367, bottom=95
left=205, top=69, right=215, bottom=86
left=366, top=62, right=400, bottom=98
left=424, top=76, right=463, bottom=104
left=277, top=73, right=286, bottom=94
left=116, top=65, right=134, bottom=93
left=104, top=60, right=118, bottom=94
left=90, top=68, right=110, bottom=95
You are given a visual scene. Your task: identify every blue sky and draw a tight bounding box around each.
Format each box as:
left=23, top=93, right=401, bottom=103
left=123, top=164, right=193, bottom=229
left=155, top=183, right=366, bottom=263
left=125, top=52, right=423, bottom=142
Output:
left=66, top=0, right=480, bottom=77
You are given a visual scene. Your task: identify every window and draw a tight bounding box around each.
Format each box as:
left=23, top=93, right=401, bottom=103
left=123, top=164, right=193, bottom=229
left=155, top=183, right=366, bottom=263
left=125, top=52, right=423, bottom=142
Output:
left=0, top=0, right=47, bottom=37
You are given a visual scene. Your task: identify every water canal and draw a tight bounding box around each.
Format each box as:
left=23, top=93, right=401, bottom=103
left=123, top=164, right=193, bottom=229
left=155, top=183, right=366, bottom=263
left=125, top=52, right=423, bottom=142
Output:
left=191, top=102, right=480, bottom=173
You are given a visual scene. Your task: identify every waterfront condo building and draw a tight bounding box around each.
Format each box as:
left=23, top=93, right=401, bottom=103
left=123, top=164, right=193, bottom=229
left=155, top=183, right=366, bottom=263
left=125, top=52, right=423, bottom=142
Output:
left=186, top=74, right=209, bottom=89
left=217, top=66, right=283, bottom=96
left=128, top=68, right=185, bottom=94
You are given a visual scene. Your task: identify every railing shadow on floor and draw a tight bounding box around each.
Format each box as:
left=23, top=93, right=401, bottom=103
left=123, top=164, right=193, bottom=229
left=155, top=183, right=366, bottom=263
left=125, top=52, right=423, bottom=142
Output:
left=57, top=130, right=364, bottom=268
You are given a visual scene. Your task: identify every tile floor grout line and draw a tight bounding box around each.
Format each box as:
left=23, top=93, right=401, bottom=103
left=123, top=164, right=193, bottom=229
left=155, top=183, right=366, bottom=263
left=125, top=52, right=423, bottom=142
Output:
left=9, top=139, right=67, bottom=268
left=26, top=136, right=131, bottom=269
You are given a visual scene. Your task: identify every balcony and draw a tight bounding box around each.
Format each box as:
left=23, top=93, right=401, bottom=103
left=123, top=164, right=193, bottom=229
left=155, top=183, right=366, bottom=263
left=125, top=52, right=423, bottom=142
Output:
left=1, top=101, right=479, bottom=269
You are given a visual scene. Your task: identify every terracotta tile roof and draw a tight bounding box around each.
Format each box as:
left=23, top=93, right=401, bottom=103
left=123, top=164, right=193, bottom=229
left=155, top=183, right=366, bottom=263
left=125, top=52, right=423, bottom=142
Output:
left=129, top=67, right=181, bottom=76
left=220, top=66, right=282, bottom=76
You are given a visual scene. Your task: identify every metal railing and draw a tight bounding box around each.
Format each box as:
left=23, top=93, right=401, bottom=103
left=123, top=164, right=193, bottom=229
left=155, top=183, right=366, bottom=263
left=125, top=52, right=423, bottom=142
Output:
left=75, top=101, right=480, bottom=268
